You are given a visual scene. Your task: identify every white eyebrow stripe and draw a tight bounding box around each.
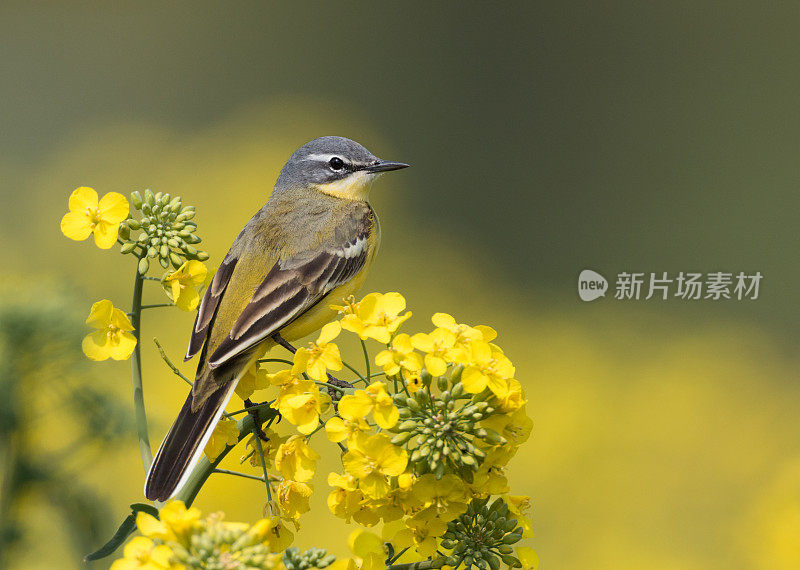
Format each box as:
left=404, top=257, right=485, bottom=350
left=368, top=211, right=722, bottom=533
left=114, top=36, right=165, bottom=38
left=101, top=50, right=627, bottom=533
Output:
left=303, top=153, right=338, bottom=162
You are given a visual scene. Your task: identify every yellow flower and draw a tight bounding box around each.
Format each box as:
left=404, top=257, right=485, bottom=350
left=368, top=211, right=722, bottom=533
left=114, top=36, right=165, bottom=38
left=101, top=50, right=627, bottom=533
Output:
left=325, top=415, right=372, bottom=444
left=240, top=428, right=287, bottom=469
left=275, top=383, right=329, bottom=435
left=481, top=406, right=533, bottom=449
left=374, top=333, right=423, bottom=377
left=410, top=328, right=458, bottom=376
left=492, top=378, right=526, bottom=413
left=342, top=433, right=408, bottom=499
left=412, top=474, right=469, bottom=523
left=278, top=480, right=313, bottom=521
left=161, top=260, right=208, bottom=311
left=110, top=536, right=181, bottom=570
left=136, top=500, right=201, bottom=543
left=338, top=381, right=399, bottom=429
left=248, top=516, right=294, bottom=551
left=204, top=417, right=239, bottom=461
left=234, top=363, right=269, bottom=400
left=432, top=312, right=497, bottom=344
left=291, top=322, right=342, bottom=381
left=327, top=472, right=365, bottom=521
left=275, top=435, right=320, bottom=482
left=516, top=546, right=540, bottom=570
left=340, top=292, right=412, bottom=343
left=349, top=528, right=385, bottom=559
left=461, top=340, right=515, bottom=398
left=346, top=529, right=386, bottom=570
left=471, top=455, right=510, bottom=495
left=61, top=186, right=129, bottom=249
left=507, top=495, right=534, bottom=538
left=404, top=515, right=447, bottom=558
left=81, top=299, right=137, bottom=361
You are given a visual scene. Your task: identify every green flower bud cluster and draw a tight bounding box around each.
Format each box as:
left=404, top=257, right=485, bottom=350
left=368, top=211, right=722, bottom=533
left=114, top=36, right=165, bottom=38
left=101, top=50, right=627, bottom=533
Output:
left=440, top=498, right=524, bottom=569
left=282, top=547, right=336, bottom=570
left=119, top=189, right=209, bottom=274
left=390, top=380, right=507, bottom=482
left=166, top=518, right=282, bottom=569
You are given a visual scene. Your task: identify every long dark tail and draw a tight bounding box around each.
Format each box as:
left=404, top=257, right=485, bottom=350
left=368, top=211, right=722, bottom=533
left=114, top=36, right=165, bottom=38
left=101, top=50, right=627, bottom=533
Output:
left=144, top=381, right=237, bottom=501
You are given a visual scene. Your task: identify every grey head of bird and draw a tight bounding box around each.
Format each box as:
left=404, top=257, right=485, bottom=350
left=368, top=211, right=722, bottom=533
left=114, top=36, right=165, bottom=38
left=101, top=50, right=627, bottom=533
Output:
left=274, top=135, right=409, bottom=200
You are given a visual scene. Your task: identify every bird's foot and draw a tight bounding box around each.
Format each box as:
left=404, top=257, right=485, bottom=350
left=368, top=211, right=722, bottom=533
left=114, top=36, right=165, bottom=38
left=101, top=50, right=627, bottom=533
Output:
left=244, top=398, right=270, bottom=441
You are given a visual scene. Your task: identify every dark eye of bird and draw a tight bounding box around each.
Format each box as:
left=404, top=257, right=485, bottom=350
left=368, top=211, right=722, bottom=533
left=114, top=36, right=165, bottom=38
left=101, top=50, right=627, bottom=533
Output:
left=329, top=157, right=345, bottom=171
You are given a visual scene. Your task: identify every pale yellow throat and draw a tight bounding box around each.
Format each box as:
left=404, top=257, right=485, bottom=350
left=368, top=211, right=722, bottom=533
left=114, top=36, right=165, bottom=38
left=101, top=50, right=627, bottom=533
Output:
left=313, top=171, right=376, bottom=201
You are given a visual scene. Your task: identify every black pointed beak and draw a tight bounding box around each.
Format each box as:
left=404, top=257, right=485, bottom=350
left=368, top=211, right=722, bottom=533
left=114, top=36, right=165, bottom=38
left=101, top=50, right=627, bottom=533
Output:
left=363, top=159, right=410, bottom=173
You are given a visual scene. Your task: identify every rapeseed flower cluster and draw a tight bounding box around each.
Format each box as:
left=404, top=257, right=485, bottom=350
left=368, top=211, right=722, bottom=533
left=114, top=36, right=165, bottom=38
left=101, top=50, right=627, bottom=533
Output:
left=111, top=501, right=291, bottom=570
left=231, top=292, right=534, bottom=565
left=62, top=188, right=213, bottom=359
left=63, top=186, right=536, bottom=568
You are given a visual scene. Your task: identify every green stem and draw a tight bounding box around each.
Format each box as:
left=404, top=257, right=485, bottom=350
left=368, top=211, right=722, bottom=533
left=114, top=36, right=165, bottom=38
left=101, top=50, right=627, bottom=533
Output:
left=388, top=558, right=446, bottom=570
left=341, top=360, right=367, bottom=384
left=315, top=380, right=345, bottom=393
left=153, top=338, right=192, bottom=387
left=251, top=426, right=273, bottom=503
left=360, top=339, right=371, bottom=382
left=213, top=469, right=265, bottom=483
left=141, top=303, right=174, bottom=310
left=130, top=268, right=153, bottom=473
left=257, top=357, right=295, bottom=367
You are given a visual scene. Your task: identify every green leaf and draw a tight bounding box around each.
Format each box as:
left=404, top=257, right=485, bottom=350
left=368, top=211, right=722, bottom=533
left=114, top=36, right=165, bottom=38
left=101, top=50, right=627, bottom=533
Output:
left=83, top=513, right=136, bottom=562
left=130, top=502, right=160, bottom=519
left=83, top=503, right=157, bottom=562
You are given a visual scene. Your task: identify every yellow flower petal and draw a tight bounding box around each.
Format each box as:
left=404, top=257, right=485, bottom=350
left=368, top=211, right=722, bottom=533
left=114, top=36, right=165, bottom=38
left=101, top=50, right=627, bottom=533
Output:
left=82, top=330, right=111, bottom=361
left=86, top=299, right=114, bottom=328
left=424, top=354, right=447, bottom=377
left=461, top=366, right=488, bottom=393
left=341, top=393, right=374, bottom=420
left=60, top=211, right=93, bottom=241
left=410, top=333, right=434, bottom=353
left=92, top=220, right=120, bottom=249
left=111, top=308, right=135, bottom=331
left=431, top=312, right=456, bottom=328
left=317, top=321, right=342, bottom=345
left=97, top=191, right=130, bottom=223
left=68, top=186, right=98, bottom=211
left=175, top=287, right=200, bottom=311
left=108, top=331, right=137, bottom=361
left=381, top=292, right=407, bottom=315
left=517, top=546, right=539, bottom=570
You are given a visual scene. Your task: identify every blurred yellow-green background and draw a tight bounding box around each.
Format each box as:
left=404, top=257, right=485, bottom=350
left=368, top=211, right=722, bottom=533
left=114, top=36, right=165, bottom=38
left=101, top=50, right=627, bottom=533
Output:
left=2, top=2, right=799, bottom=569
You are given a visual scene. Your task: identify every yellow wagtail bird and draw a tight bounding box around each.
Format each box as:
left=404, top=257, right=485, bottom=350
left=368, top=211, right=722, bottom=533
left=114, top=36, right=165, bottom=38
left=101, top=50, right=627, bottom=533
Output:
left=144, top=136, right=408, bottom=501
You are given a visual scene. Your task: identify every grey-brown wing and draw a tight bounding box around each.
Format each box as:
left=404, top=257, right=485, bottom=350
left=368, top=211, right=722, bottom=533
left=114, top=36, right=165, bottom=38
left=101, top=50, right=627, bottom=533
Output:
left=207, top=233, right=369, bottom=369
left=184, top=253, right=238, bottom=361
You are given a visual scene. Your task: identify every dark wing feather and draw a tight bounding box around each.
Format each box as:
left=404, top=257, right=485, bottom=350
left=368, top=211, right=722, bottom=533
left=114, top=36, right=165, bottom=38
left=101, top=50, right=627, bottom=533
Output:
left=207, top=234, right=369, bottom=369
left=185, top=254, right=238, bottom=361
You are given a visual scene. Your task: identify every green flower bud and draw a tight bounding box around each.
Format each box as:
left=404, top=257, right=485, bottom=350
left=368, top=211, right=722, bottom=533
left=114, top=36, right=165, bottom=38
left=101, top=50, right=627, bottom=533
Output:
left=138, top=257, right=149, bottom=275
left=126, top=218, right=142, bottom=230
left=120, top=242, right=137, bottom=255
left=196, top=251, right=210, bottom=261
left=130, top=190, right=143, bottom=209
left=144, top=189, right=155, bottom=205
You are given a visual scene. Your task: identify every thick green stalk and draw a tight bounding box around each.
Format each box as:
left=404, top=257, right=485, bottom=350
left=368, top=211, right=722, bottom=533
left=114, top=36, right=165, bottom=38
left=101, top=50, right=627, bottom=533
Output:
left=130, top=268, right=153, bottom=472
left=174, top=407, right=279, bottom=507
left=388, top=558, right=447, bottom=570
